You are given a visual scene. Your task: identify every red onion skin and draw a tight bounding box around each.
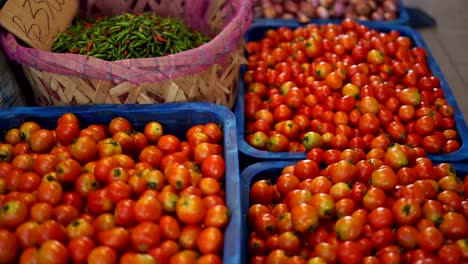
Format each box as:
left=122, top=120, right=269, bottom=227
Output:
left=282, top=13, right=296, bottom=19
left=274, top=4, right=284, bottom=15
left=384, top=11, right=397, bottom=20
left=254, top=0, right=399, bottom=21
left=383, top=0, right=398, bottom=12
left=297, top=11, right=311, bottom=23
left=371, top=10, right=384, bottom=21
left=284, top=0, right=299, bottom=13
left=263, top=5, right=277, bottom=19
left=332, top=2, right=345, bottom=18
left=300, top=1, right=316, bottom=17
left=317, top=6, right=330, bottom=19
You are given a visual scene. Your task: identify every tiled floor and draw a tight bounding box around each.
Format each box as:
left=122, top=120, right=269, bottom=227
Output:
left=402, top=0, right=468, bottom=121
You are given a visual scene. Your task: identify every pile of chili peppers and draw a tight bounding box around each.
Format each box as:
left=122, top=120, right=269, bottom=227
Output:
left=51, top=13, right=211, bottom=61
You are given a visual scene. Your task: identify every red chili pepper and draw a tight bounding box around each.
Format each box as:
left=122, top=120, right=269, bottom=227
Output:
left=124, top=39, right=131, bottom=45
left=124, top=50, right=128, bottom=57
left=71, top=48, right=80, bottom=54
left=155, top=35, right=167, bottom=43
left=87, top=42, right=93, bottom=52
left=84, top=22, right=92, bottom=28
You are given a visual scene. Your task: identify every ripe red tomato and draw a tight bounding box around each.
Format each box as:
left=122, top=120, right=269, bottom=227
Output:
left=96, top=227, right=130, bottom=251
left=438, top=212, right=468, bottom=240
left=249, top=180, right=275, bottom=205
left=86, top=188, right=113, bottom=215
left=29, top=129, right=55, bottom=153
left=36, top=220, right=67, bottom=245
left=396, top=225, right=419, bottom=250
left=197, top=227, right=224, bottom=254
left=368, top=207, right=394, bottom=230
left=56, top=158, right=81, bottom=183
left=392, top=198, right=422, bottom=225
left=0, top=199, right=28, bottom=229
left=176, top=194, right=206, bottom=225
left=417, top=226, right=444, bottom=251
left=87, top=246, right=118, bottom=264
left=37, top=240, right=68, bottom=264
left=201, top=155, right=225, bottom=181
left=290, top=203, right=319, bottom=233
left=130, top=221, right=162, bottom=253
left=67, top=236, right=95, bottom=263
left=70, top=136, right=98, bottom=162
left=337, top=241, right=363, bottom=264
left=0, top=229, right=18, bottom=262
left=55, top=122, right=80, bottom=146
left=370, top=166, right=398, bottom=192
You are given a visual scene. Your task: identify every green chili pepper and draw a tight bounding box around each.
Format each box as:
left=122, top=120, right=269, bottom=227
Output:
left=51, top=12, right=211, bottom=61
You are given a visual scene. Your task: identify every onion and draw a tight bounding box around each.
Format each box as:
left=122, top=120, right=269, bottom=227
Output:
left=371, top=8, right=384, bottom=20
left=282, top=13, right=296, bottom=19
left=316, top=6, right=330, bottom=19
left=253, top=0, right=399, bottom=21
left=354, top=0, right=372, bottom=16
left=309, top=0, right=320, bottom=8
left=254, top=6, right=263, bottom=18
left=357, top=15, right=369, bottom=21
left=300, top=1, right=316, bottom=17
left=319, top=0, right=334, bottom=8
left=368, top=1, right=377, bottom=11
left=331, top=1, right=345, bottom=18
left=284, top=0, right=299, bottom=13
left=297, top=11, right=311, bottom=23
left=383, top=0, right=398, bottom=12
left=274, top=4, right=284, bottom=15
left=263, top=4, right=277, bottom=19
left=384, top=11, right=397, bottom=20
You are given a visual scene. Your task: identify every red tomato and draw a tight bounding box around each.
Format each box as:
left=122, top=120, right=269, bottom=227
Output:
left=66, top=218, right=94, bottom=240
left=368, top=207, right=394, bottom=230
left=131, top=221, right=162, bottom=253
left=0, top=229, right=18, bottom=262
left=96, top=227, right=130, bottom=251
left=37, top=240, right=68, bottom=264
left=70, top=136, right=98, bottom=162
left=36, top=220, right=67, bottom=245
left=176, top=194, right=206, bottom=225
left=392, top=198, right=422, bottom=225
left=201, top=155, right=225, bottom=181
left=370, top=166, right=398, bottom=192
left=417, top=226, right=444, bottom=251
left=87, top=246, right=118, bottom=264
left=0, top=199, right=28, bottom=229
left=67, top=236, right=95, bottom=263
left=337, top=241, right=363, bottom=264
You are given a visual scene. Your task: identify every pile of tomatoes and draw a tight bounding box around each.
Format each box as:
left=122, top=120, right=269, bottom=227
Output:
left=247, top=145, right=468, bottom=263
left=243, top=19, right=462, bottom=155
left=0, top=113, right=229, bottom=264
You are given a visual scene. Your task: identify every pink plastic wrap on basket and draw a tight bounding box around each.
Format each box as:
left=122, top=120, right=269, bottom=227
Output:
left=0, top=0, right=253, bottom=84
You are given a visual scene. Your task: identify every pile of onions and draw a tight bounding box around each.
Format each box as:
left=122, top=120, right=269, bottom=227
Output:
left=254, top=0, right=399, bottom=22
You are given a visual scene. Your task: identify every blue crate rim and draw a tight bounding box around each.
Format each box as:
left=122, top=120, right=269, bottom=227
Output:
left=0, top=101, right=242, bottom=264
left=235, top=21, right=468, bottom=163
left=252, top=0, right=410, bottom=25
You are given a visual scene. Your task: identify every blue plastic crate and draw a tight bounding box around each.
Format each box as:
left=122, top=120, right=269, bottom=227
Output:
left=253, top=0, right=410, bottom=25
left=235, top=20, right=468, bottom=168
left=240, top=160, right=467, bottom=263
left=0, top=102, right=241, bottom=264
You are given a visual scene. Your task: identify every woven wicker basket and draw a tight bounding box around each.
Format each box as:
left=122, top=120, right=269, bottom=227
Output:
left=0, top=0, right=252, bottom=108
